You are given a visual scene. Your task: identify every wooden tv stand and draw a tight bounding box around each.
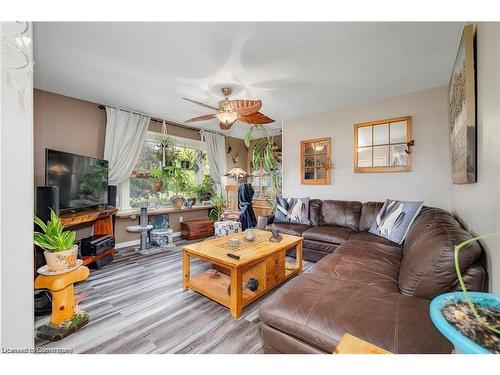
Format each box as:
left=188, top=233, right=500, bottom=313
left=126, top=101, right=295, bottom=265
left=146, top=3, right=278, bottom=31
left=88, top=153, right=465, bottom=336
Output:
left=60, top=206, right=118, bottom=266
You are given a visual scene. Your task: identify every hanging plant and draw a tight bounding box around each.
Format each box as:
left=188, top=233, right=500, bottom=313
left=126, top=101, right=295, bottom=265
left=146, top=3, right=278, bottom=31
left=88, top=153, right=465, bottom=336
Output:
left=244, top=125, right=281, bottom=210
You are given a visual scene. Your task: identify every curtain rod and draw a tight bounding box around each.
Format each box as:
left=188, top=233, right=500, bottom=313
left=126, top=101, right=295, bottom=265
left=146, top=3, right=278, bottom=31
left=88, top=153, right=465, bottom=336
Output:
left=97, top=104, right=203, bottom=134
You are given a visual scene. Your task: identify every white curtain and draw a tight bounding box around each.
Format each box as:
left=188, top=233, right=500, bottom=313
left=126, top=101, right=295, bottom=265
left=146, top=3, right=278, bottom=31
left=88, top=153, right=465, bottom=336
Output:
left=200, top=130, right=227, bottom=194
left=104, top=107, right=150, bottom=185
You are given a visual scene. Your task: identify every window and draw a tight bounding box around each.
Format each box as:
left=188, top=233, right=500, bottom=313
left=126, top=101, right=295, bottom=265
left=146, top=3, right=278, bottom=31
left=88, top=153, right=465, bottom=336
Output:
left=118, top=132, right=209, bottom=209
left=353, top=116, right=412, bottom=173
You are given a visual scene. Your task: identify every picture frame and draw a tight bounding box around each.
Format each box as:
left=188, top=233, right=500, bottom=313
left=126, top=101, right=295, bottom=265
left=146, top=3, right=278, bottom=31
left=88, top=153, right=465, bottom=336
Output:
left=449, top=24, right=476, bottom=184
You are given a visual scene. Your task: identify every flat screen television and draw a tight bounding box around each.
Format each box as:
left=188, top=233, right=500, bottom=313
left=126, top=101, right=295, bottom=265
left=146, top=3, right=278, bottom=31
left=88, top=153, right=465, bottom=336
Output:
left=45, top=149, right=109, bottom=211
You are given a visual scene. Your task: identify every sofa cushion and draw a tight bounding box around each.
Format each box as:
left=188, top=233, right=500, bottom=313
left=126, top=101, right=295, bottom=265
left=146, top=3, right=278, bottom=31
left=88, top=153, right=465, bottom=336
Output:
left=399, top=223, right=483, bottom=299
left=303, top=225, right=353, bottom=244
left=309, top=199, right=322, bottom=227
left=369, top=199, right=423, bottom=245
left=308, top=240, right=402, bottom=292
left=275, top=197, right=310, bottom=225
left=349, top=231, right=397, bottom=246
left=320, top=200, right=362, bottom=231
left=359, top=201, right=384, bottom=231
left=270, top=223, right=310, bottom=237
left=259, top=273, right=453, bottom=354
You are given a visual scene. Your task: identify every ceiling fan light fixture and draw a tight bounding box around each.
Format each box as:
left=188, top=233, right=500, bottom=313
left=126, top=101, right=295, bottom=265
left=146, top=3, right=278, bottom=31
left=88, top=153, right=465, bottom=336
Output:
left=215, top=110, right=237, bottom=125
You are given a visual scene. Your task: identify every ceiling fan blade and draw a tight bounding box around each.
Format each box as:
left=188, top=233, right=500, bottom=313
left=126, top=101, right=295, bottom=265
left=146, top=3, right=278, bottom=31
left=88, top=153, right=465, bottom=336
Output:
left=230, top=100, right=262, bottom=116
left=183, top=97, right=218, bottom=111
left=184, top=113, right=216, bottom=123
left=238, top=112, right=274, bottom=125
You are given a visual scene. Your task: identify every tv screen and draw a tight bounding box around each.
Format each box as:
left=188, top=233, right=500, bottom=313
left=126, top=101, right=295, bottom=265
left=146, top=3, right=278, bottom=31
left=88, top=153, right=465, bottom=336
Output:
left=45, top=149, right=109, bottom=211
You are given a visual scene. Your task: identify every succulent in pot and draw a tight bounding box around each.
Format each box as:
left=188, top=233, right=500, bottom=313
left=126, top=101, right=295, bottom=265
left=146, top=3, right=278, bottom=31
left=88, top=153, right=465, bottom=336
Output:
left=430, top=233, right=500, bottom=354
left=34, top=209, right=78, bottom=273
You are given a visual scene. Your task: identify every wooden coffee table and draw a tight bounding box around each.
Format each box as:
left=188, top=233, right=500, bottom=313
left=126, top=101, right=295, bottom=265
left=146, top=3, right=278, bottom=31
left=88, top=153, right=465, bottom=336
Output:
left=182, top=229, right=303, bottom=318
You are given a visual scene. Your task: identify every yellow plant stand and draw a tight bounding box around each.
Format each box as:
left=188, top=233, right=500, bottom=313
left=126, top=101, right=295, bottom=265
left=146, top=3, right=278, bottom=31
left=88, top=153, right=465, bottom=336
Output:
left=35, top=265, right=90, bottom=341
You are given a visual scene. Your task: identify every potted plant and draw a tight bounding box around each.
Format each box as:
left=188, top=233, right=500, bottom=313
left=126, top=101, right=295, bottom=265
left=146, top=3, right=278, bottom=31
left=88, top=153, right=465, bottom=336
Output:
left=244, top=125, right=281, bottom=212
left=34, top=209, right=78, bottom=273
left=430, top=233, right=500, bottom=354
left=183, top=184, right=197, bottom=208
left=164, top=164, right=187, bottom=209
left=154, top=133, right=176, bottom=167
left=193, top=174, right=215, bottom=202
left=209, top=193, right=226, bottom=222
left=149, top=166, right=165, bottom=192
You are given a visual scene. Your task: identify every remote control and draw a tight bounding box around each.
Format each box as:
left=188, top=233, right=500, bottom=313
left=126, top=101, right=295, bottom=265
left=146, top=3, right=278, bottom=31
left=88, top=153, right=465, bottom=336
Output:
left=227, top=253, right=240, bottom=260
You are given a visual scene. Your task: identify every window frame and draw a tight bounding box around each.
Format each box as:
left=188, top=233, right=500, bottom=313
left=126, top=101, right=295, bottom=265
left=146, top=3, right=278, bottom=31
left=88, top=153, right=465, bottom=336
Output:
left=118, top=131, right=207, bottom=210
left=353, top=116, right=412, bottom=173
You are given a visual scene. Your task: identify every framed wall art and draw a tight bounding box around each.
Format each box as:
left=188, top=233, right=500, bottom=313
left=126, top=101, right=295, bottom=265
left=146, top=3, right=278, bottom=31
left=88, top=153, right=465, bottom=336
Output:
left=449, top=24, right=476, bottom=184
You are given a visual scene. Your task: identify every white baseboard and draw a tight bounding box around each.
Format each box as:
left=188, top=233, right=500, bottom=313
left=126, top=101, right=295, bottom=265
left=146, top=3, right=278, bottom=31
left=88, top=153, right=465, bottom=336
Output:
left=115, top=231, right=181, bottom=250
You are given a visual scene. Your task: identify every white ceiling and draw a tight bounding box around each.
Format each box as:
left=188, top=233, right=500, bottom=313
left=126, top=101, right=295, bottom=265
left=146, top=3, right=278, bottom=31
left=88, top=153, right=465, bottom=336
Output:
left=33, top=22, right=463, bottom=138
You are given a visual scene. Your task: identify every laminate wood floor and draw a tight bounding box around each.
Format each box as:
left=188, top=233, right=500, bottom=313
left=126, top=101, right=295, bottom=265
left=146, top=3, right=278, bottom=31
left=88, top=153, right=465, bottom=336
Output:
left=35, top=240, right=312, bottom=354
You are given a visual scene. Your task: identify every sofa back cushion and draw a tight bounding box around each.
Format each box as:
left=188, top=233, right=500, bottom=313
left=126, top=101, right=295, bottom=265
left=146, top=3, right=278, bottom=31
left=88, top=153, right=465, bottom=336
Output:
left=359, top=201, right=384, bottom=231
left=320, top=200, right=362, bottom=231
left=309, top=199, right=322, bottom=227
left=275, top=197, right=311, bottom=225
left=399, top=210, right=483, bottom=299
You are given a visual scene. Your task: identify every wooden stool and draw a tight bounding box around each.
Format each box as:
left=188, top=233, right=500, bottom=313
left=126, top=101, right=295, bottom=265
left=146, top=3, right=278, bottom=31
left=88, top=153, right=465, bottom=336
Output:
left=35, top=266, right=90, bottom=341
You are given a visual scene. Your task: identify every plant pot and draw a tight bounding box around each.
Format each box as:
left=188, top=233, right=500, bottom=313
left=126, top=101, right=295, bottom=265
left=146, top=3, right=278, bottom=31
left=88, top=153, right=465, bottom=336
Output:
left=43, top=245, right=78, bottom=273
left=430, top=292, right=500, bottom=354
left=185, top=197, right=196, bottom=208
left=151, top=181, right=163, bottom=192
left=170, top=196, right=185, bottom=209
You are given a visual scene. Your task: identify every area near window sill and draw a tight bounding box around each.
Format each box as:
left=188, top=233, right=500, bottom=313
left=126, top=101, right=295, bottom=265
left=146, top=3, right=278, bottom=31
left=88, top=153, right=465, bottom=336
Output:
left=116, top=205, right=213, bottom=219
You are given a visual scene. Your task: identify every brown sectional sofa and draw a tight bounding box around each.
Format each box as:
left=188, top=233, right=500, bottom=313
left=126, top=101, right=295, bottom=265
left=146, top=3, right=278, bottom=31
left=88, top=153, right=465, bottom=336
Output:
left=257, top=200, right=487, bottom=354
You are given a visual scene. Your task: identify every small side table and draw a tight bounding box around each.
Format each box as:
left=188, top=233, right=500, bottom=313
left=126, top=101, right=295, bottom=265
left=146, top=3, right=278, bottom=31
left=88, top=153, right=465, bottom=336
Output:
left=35, top=266, right=90, bottom=341
left=333, top=333, right=392, bottom=354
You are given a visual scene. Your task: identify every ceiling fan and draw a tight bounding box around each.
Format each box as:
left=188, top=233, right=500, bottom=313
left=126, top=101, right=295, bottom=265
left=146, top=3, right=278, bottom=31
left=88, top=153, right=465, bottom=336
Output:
left=183, top=87, right=274, bottom=130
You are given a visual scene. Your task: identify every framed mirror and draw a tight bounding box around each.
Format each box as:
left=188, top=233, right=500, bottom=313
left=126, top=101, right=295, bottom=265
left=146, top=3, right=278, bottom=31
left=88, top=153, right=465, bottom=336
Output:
left=300, top=137, right=332, bottom=184
left=354, top=116, right=412, bottom=173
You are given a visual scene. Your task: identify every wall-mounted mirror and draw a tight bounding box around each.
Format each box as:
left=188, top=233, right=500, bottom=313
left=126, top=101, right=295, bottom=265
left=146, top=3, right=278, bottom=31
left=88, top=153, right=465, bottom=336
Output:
left=354, top=116, right=413, bottom=173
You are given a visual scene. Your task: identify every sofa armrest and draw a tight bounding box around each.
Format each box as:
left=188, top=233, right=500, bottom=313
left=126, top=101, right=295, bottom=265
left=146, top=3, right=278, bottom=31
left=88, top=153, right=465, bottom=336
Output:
left=256, top=214, right=274, bottom=230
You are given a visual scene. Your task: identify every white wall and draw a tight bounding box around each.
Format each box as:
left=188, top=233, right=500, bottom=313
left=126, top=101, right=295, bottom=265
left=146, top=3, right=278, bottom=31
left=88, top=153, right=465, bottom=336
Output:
left=0, top=22, right=35, bottom=348
left=450, top=23, right=500, bottom=293
left=282, top=86, right=451, bottom=210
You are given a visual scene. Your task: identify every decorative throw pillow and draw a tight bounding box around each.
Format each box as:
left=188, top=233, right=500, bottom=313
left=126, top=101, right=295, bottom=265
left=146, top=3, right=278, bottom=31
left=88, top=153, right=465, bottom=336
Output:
left=369, top=199, right=423, bottom=244
left=274, top=197, right=310, bottom=225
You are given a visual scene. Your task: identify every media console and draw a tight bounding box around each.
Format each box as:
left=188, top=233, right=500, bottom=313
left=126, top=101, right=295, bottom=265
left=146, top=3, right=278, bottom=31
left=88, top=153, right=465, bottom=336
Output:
left=60, top=206, right=118, bottom=266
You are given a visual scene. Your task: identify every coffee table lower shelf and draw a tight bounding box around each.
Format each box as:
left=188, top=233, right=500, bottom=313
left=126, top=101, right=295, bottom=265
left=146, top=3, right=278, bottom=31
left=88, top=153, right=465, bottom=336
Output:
left=187, top=266, right=300, bottom=310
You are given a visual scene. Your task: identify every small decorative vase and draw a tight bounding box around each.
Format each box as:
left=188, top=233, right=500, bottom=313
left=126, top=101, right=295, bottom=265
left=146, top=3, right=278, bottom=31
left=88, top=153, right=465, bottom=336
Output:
left=170, top=196, right=185, bottom=209
left=245, top=229, right=256, bottom=241
left=43, top=245, right=78, bottom=272
left=185, top=197, right=197, bottom=208
left=151, top=181, right=163, bottom=192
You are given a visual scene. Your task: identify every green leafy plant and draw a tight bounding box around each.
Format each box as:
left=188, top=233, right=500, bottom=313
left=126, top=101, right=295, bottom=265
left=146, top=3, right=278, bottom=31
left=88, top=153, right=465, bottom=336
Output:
left=193, top=174, right=215, bottom=201
left=209, top=193, right=226, bottom=221
left=33, top=209, right=76, bottom=252
left=163, top=164, right=189, bottom=197
left=244, top=125, right=281, bottom=210
left=154, top=133, right=177, bottom=167
left=454, top=233, right=500, bottom=335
